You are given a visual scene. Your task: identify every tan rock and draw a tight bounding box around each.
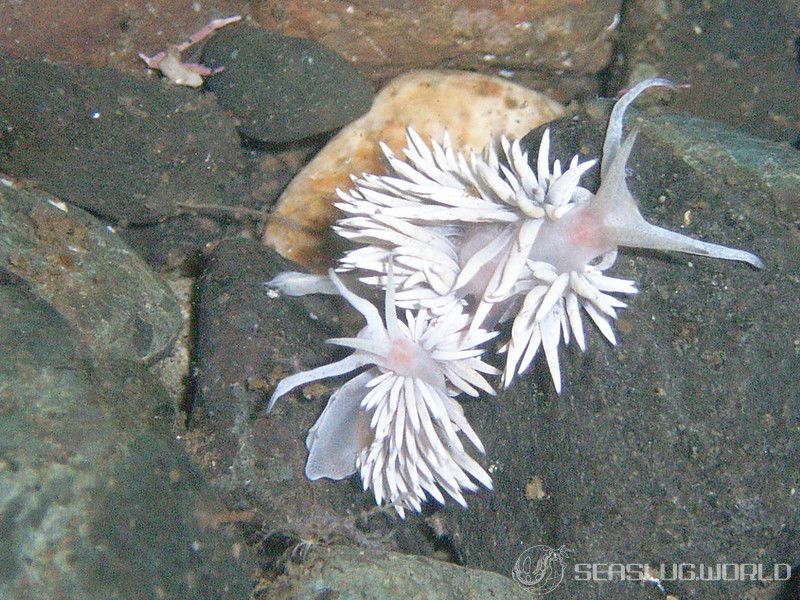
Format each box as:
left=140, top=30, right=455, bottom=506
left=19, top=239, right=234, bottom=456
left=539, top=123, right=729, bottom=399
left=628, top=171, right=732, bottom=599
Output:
left=254, top=0, right=621, bottom=85
left=0, top=1, right=250, bottom=72
left=262, top=69, right=564, bottom=270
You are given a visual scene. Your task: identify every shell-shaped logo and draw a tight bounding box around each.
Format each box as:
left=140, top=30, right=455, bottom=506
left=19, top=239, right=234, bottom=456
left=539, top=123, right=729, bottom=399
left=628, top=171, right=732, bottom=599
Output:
left=512, top=545, right=572, bottom=595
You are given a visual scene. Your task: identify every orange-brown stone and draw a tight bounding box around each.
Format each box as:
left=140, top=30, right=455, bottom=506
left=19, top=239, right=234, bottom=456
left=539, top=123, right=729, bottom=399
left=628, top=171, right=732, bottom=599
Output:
left=262, top=70, right=564, bottom=271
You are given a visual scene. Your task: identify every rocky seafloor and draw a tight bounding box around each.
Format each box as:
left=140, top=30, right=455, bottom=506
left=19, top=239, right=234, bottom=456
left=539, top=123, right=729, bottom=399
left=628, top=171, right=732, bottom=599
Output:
left=1, top=6, right=799, bottom=600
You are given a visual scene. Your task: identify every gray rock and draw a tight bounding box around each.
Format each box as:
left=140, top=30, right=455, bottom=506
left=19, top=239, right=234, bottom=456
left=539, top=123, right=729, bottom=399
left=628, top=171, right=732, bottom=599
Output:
left=262, top=544, right=533, bottom=599
left=0, top=284, right=254, bottom=599
left=190, top=238, right=433, bottom=555
left=0, top=184, right=182, bottom=363
left=202, top=25, right=374, bottom=143
left=0, top=55, right=244, bottom=224
left=119, top=142, right=320, bottom=273
left=610, top=0, right=800, bottom=143
left=443, top=109, right=800, bottom=598
left=119, top=213, right=230, bottom=273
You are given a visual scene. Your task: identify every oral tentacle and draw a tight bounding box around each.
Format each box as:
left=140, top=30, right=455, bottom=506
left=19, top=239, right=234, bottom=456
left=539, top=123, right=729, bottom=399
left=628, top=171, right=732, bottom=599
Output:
left=601, top=78, right=676, bottom=178
left=609, top=217, right=765, bottom=268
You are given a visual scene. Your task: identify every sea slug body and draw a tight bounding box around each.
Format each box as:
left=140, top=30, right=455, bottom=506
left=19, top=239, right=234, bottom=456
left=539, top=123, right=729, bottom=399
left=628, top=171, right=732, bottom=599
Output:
left=268, top=264, right=498, bottom=517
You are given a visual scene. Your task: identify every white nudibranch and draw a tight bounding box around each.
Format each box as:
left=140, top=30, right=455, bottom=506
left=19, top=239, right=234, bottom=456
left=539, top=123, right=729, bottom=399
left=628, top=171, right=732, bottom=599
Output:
left=267, top=265, right=498, bottom=517
left=266, top=78, right=763, bottom=514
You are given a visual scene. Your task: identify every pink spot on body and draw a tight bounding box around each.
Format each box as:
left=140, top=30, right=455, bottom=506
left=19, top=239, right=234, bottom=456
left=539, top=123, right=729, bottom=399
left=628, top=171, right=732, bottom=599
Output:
left=567, top=209, right=610, bottom=261
left=388, top=337, right=415, bottom=369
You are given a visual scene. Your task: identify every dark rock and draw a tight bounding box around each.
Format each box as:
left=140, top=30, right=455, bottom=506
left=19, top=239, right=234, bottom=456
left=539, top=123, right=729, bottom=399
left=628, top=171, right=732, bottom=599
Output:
left=262, top=544, right=532, bottom=599
left=0, top=55, right=244, bottom=224
left=611, top=0, right=800, bottom=143
left=119, top=142, right=318, bottom=273
left=0, top=284, right=254, bottom=599
left=0, top=184, right=182, bottom=363
left=189, top=238, right=433, bottom=555
left=443, top=109, right=800, bottom=598
left=248, top=143, right=318, bottom=209
left=202, top=25, right=374, bottom=143
left=121, top=214, right=232, bottom=273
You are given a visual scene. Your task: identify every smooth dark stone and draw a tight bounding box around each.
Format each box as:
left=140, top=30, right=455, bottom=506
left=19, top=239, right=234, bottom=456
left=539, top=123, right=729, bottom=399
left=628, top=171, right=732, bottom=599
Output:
left=0, top=284, right=254, bottom=599
left=202, top=25, right=373, bottom=143
left=0, top=55, right=244, bottom=224
left=0, top=184, right=182, bottom=363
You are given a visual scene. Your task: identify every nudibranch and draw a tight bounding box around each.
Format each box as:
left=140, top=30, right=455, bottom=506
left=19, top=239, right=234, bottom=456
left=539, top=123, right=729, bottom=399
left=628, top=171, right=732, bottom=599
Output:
left=331, top=78, right=762, bottom=392
left=267, top=78, right=763, bottom=515
left=267, top=265, right=497, bottom=517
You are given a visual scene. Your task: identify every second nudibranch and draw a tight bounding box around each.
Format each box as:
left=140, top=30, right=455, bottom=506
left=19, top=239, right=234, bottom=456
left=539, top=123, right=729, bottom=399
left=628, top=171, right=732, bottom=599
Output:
left=267, top=264, right=497, bottom=517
